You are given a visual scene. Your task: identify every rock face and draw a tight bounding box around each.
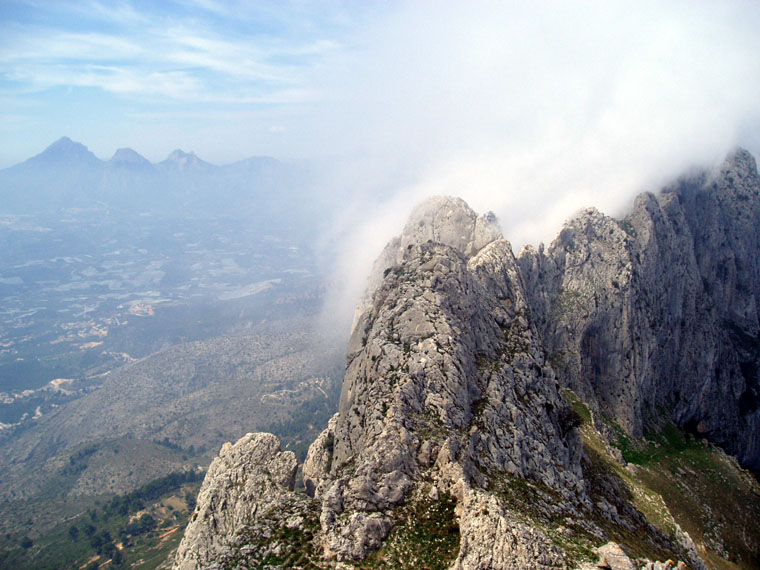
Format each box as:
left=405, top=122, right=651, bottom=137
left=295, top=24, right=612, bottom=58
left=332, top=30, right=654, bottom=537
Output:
left=176, top=197, right=597, bottom=569
left=519, top=149, right=760, bottom=468
left=173, top=433, right=309, bottom=570
left=353, top=196, right=501, bottom=331
left=173, top=153, right=760, bottom=568
left=313, top=232, right=585, bottom=564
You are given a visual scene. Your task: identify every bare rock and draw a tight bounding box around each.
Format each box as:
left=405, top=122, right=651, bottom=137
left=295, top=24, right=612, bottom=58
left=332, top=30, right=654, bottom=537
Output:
left=303, top=413, right=338, bottom=499
left=352, top=195, right=501, bottom=332
left=518, top=149, right=760, bottom=468
left=315, top=231, right=585, bottom=562
left=595, top=542, right=636, bottom=570
left=173, top=432, right=304, bottom=570
left=451, top=486, right=567, bottom=570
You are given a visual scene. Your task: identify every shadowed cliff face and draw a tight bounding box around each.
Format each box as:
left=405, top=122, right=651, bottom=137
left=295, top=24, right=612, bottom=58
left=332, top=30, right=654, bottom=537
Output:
left=519, top=148, right=760, bottom=469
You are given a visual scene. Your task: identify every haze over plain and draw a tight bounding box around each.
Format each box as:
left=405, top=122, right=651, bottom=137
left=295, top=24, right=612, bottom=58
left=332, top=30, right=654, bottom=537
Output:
left=3, top=0, right=760, bottom=329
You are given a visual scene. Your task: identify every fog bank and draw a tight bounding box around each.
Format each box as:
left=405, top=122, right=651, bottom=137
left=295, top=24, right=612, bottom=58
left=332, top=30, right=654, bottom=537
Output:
left=308, top=1, right=760, bottom=334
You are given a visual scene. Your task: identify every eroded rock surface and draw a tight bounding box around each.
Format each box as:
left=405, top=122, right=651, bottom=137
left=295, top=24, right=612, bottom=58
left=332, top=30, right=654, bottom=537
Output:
left=354, top=195, right=501, bottom=331
left=519, top=149, right=760, bottom=468
left=169, top=159, right=760, bottom=567
left=173, top=432, right=310, bottom=570
left=316, top=237, right=586, bottom=563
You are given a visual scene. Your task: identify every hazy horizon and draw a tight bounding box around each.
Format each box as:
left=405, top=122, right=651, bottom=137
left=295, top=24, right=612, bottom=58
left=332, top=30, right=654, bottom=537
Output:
left=5, top=1, right=760, bottom=330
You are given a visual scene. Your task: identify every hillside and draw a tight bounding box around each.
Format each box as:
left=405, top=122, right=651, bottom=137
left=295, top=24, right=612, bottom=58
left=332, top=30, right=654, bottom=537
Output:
left=0, top=315, right=343, bottom=569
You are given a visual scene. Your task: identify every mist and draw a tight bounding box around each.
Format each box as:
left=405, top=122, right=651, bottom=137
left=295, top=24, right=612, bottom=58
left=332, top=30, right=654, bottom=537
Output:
left=303, top=1, right=760, bottom=334
left=4, top=1, right=760, bottom=339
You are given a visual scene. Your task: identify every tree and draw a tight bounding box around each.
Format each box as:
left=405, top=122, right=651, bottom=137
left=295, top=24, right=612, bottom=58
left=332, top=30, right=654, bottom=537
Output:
left=112, top=548, right=124, bottom=566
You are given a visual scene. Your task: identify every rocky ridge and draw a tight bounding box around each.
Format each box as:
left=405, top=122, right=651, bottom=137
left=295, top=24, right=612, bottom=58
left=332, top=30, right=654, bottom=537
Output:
left=173, top=432, right=311, bottom=569
left=518, top=149, right=760, bottom=468
left=175, top=152, right=760, bottom=570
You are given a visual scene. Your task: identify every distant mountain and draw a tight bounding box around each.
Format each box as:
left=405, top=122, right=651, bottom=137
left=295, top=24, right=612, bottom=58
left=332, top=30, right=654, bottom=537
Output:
left=158, top=149, right=214, bottom=172
left=0, top=137, right=318, bottom=231
left=0, top=138, right=104, bottom=211
left=24, top=136, right=102, bottom=167
left=109, top=147, right=153, bottom=168
left=222, top=155, right=282, bottom=175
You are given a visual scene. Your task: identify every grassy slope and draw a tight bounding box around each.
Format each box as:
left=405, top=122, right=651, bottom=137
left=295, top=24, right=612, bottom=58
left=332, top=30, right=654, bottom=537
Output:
left=563, top=389, right=760, bottom=569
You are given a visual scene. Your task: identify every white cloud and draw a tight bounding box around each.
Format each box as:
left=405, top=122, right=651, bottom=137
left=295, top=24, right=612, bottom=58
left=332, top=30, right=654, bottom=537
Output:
left=307, top=0, right=760, bottom=332
left=3, top=1, right=760, bottom=331
left=0, top=3, right=336, bottom=105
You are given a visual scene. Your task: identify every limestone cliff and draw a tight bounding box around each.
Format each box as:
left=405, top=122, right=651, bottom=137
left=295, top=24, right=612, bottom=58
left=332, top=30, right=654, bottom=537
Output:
left=307, top=234, right=587, bottom=565
left=172, top=433, right=314, bottom=569
left=172, top=155, right=760, bottom=569
left=519, top=149, right=760, bottom=468
left=353, top=196, right=501, bottom=331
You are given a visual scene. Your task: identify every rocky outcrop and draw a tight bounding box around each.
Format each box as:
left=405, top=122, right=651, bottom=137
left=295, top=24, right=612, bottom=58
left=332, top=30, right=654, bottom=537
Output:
left=518, top=148, right=760, bottom=468
left=171, top=164, right=760, bottom=568
left=353, top=196, right=501, bottom=331
left=175, top=197, right=601, bottom=569
left=314, top=235, right=586, bottom=564
left=173, top=432, right=313, bottom=570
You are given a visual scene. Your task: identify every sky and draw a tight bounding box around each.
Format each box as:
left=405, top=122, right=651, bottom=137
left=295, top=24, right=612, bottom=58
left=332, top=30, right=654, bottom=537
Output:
left=4, top=0, right=760, bottom=322
left=0, top=0, right=369, bottom=166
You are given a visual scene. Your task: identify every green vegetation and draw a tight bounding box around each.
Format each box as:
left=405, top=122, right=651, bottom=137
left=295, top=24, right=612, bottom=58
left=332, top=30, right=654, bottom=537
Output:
left=0, top=354, right=81, bottom=393
left=561, top=388, right=592, bottom=424
left=561, top=389, right=760, bottom=568
left=61, top=443, right=100, bottom=476
left=608, top=419, right=714, bottom=467
left=218, top=500, right=323, bottom=570
left=360, top=494, right=460, bottom=570
left=633, top=432, right=760, bottom=569
left=153, top=437, right=207, bottom=457
left=0, top=470, right=204, bottom=570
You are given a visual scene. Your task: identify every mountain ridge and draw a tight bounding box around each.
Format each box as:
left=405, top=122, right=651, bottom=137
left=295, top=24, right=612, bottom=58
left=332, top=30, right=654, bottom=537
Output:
left=170, top=148, right=760, bottom=569
left=518, top=147, right=760, bottom=468
left=5, top=137, right=277, bottom=170
left=0, top=137, right=317, bottom=226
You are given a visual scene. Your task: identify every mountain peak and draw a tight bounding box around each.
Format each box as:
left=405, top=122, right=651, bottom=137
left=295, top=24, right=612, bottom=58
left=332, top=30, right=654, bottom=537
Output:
left=32, top=137, right=100, bottom=165
left=401, top=195, right=502, bottom=257
left=160, top=149, right=211, bottom=171
left=50, top=135, right=74, bottom=146
left=109, top=147, right=151, bottom=166
left=352, top=195, right=503, bottom=334
left=167, top=149, right=195, bottom=161
left=722, top=146, right=758, bottom=179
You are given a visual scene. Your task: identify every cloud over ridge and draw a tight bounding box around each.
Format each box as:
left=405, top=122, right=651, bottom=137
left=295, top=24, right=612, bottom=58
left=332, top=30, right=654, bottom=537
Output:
left=309, top=0, right=760, bottom=331
left=3, top=1, right=760, bottom=330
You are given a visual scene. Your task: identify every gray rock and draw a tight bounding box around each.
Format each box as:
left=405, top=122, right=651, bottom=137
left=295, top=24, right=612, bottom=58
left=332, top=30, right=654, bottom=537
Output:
left=173, top=432, right=305, bottom=570
left=352, top=195, right=501, bottom=332
left=314, top=205, right=586, bottom=562
left=452, top=486, right=567, bottom=570
left=172, top=171, right=760, bottom=568
left=595, top=542, right=636, bottom=570
left=302, top=413, right=338, bottom=499
left=518, top=149, right=760, bottom=468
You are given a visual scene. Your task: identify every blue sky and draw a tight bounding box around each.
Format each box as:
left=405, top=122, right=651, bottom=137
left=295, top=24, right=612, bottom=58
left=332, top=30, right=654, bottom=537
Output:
left=3, top=1, right=760, bottom=256
left=0, top=0, right=379, bottom=166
